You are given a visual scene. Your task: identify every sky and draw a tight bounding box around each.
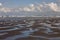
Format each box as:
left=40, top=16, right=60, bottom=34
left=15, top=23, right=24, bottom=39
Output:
left=0, top=0, right=57, bottom=8
left=0, top=0, right=60, bottom=16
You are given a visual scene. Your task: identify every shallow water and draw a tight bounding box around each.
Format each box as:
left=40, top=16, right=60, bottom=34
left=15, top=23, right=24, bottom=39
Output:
left=0, top=20, right=60, bottom=40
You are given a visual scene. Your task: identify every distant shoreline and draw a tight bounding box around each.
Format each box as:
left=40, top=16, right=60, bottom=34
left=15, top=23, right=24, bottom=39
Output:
left=0, top=16, right=60, bottom=18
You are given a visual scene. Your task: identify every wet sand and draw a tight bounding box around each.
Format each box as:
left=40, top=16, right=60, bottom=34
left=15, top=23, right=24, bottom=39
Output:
left=0, top=17, right=60, bottom=40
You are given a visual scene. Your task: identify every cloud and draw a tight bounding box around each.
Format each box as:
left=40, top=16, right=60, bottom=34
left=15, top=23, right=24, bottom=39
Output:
left=29, top=4, right=34, bottom=7
left=47, top=2, right=60, bottom=12
left=35, top=2, right=60, bottom=12
left=20, top=4, right=43, bottom=12
left=0, top=7, right=12, bottom=13
left=22, top=4, right=35, bottom=12
left=0, top=2, right=60, bottom=13
left=23, top=7, right=34, bottom=11
left=0, top=3, right=2, bottom=6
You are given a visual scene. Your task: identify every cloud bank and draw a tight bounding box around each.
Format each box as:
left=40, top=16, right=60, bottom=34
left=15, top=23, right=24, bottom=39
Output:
left=0, top=2, right=60, bottom=16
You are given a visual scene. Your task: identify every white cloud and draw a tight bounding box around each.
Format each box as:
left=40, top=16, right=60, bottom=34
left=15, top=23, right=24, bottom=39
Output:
left=29, top=4, right=34, bottom=7
left=0, top=2, right=60, bottom=13
left=0, top=7, right=12, bottom=13
left=21, top=4, right=35, bottom=12
left=35, top=2, right=60, bottom=12
left=47, top=2, right=59, bottom=11
left=0, top=3, right=2, bottom=6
